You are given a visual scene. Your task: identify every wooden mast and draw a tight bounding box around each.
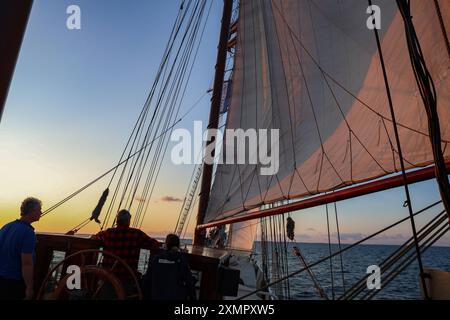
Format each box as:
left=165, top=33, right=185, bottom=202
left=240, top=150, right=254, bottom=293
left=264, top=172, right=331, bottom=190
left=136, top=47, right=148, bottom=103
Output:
left=193, top=0, right=233, bottom=246
left=0, top=0, right=33, bottom=122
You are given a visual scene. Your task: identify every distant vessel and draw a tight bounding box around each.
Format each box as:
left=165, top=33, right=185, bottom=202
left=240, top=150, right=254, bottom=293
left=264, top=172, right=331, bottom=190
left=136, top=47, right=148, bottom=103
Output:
left=1, top=0, right=450, bottom=300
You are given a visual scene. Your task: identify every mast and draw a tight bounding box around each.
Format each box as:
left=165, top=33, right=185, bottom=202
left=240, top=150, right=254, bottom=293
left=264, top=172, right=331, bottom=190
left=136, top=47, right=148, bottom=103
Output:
left=0, top=0, right=33, bottom=122
left=193, top=0, right=233, bottom=246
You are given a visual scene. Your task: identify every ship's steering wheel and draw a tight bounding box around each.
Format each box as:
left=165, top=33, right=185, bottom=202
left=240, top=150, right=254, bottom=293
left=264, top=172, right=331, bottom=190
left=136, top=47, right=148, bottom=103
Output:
left=36, top=249, right=143, bottom=300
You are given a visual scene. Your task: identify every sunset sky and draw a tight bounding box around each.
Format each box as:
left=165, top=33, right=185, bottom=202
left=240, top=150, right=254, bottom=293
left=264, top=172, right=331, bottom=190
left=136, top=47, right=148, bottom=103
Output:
left=1, top=0, right=449, bottom=246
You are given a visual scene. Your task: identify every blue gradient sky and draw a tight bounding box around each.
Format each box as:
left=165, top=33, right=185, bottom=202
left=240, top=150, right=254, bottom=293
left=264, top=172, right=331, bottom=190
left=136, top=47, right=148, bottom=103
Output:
left=0, top=0, right=448, bottom=246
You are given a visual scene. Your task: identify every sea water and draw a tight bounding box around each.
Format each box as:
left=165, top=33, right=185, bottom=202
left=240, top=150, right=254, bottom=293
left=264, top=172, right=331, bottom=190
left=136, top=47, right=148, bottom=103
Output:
left=250, top=242, right=450, bottom=300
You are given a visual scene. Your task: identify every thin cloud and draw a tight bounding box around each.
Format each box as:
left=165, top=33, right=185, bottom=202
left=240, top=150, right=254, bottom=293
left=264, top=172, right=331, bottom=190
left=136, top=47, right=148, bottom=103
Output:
left=379, top=234, right=406, bottom=241
left=336, top=233, right=365, bottom=241
left=134, top=196, right=146, bottom=203
left=161, top=196, right=183, bottom=203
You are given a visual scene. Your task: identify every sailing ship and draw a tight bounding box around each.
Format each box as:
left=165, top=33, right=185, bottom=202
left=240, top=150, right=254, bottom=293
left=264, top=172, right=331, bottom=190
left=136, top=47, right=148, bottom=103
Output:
left=1, top=0, right=450, bottom=300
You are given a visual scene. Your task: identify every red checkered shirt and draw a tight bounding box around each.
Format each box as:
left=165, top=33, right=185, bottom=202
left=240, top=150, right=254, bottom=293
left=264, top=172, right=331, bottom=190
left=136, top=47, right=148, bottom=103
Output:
left=94, top=226, right=160, bottom=279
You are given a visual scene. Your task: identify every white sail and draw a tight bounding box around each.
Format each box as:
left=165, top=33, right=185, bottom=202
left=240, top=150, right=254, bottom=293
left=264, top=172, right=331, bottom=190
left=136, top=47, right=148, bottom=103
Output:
left=227, top=221, right=257, bottom=251
left=205, top=0, right=450, bottom=223
left=438, top=0, right=450, bottom=33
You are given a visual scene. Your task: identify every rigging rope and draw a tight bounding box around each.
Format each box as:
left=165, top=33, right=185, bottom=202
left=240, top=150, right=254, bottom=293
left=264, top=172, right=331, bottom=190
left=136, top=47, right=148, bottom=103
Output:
left=433, top=0, right=450, bottom=59
left=102, top=0, right=195, bottom=230
left=368, top=0, right=428, bottom=299
left=281, top=213, right=291, bottom=299
left=292, top=245, right=328, bottom=300
left=136, top=0, right=213, bottom=229
left=284, top=212, right=328, bottom=299
left=325, top=204, right=335, bottom=299
left=174, top=163, right=202, bottom=234
left=130, top=0, right=210, bottom=229
left=66, top=217, right=91, bottom=235
left=238, top=200, right=442, bottom=300
left=334, top=201, right=346, bottom=292
left=396, top=0, right=450, bottom=223
left=340, top=209, right=447, bottom=300
left=364, top=224, right=449, bottom=300
left=181, top=193, right=199, bottom=241
left=116, top=0, right=204, bottom=222
left=102, top=2, right=207, bottom=230
left=43, top=0, right=213, bottom=235
left=41, top=92, right=207, bottom=219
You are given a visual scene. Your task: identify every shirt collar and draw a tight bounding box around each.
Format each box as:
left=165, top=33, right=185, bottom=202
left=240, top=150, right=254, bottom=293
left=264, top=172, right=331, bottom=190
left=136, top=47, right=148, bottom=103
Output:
left=16, top=219, right=34, bottom=230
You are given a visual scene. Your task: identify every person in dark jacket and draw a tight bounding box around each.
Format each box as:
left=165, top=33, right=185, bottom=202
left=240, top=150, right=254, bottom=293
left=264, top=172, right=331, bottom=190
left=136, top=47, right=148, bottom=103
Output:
left=142, top=234, right=196, bottom=300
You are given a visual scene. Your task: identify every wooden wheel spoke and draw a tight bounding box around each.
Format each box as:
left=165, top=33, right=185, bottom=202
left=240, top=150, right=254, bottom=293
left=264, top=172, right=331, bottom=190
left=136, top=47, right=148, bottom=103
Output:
left=38, top=249, right=142, bottom=300
left=91, top=280, right=106, bottom=299
left=87, top=273, right=97, bottom=291
left=110, top=260, right=118, bottom=271
left=80, top=252, right=86, bottom=267
left=82, top=273, right=89, bottom=291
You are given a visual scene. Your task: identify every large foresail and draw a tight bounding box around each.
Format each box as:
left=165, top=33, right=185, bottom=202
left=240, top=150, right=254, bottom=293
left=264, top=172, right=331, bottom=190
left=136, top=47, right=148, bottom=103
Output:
left=204, top=0, right=450, bottom=223
left=438, top=0, right=450, bottom=46
left=227, top=220, right=258, bottom=251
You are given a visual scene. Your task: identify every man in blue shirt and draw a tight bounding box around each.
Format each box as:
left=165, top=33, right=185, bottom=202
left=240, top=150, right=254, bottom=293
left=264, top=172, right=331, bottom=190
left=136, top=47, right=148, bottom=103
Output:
left=0, top=197, right=42, bottom=300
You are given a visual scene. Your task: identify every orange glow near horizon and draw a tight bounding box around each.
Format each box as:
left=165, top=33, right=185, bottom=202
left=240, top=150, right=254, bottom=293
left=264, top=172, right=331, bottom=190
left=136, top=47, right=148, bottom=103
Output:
left=0, top=197, right=195, bottom=239
left=0, top=132, right=198, bottom=238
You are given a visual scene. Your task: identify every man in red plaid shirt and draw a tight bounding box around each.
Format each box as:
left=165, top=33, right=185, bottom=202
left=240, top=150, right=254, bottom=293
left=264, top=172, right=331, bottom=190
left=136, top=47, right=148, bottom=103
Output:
left=94, top=209, right=161, bottom=282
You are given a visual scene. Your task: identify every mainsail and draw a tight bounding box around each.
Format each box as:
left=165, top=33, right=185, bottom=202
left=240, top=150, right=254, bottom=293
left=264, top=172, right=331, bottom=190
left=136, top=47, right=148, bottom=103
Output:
left=205, top=0, right=450, bottom=223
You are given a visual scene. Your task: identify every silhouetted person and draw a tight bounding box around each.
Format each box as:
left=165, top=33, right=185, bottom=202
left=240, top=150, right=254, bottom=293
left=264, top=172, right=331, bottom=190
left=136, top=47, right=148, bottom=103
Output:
left=93, top=209, right=160, bottom=297
left=0, top=197, right=42, bottom=300
left=142, top=234, right=196, bottom=300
